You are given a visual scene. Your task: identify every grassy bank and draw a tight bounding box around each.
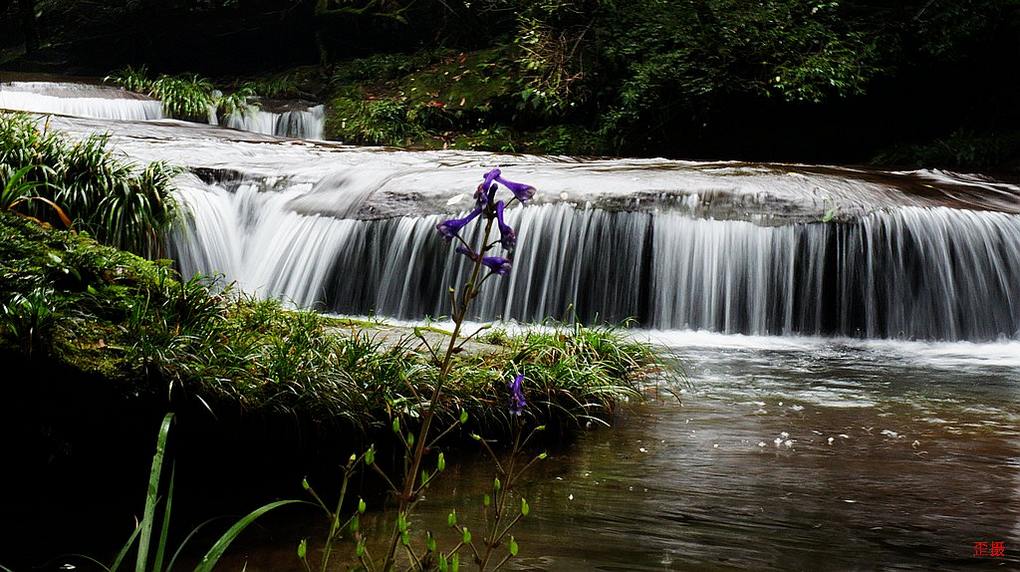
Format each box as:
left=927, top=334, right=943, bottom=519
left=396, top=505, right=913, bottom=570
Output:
left=1, top=112, right=177, bottom=257
left=0, top=211, right=656, bottom=436
left=0, top=209, right=659, bottom=562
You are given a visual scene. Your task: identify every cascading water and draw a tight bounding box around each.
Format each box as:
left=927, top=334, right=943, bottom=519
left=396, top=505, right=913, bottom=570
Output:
left=1, top=80, right=325, bottom=140
left=222, top=105, right=325, bottom=139
left=6, top=106, right=1017, bottom=342
left=0, top=81, right=164, bottom=121
left=169, top=173, right=1020, bottom=342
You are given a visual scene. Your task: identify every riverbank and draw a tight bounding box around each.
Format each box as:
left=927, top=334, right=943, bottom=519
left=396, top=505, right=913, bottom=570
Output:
left=0, top=210, right=656, bottom=433
left=0, top=207, right=662, bottom=567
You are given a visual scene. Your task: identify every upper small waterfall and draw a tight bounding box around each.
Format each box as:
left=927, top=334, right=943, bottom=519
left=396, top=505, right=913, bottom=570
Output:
left=222, top=105, right=325, bottom=139
left=1, top=80, right=325, bottom=140
left=0, top=81, right=164, bottom=121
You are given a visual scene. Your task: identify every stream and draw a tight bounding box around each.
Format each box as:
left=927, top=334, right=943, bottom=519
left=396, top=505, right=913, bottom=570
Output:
left=3, top=81, right=1019, bottom=569
left=214, top=331, right=1020, bottom=570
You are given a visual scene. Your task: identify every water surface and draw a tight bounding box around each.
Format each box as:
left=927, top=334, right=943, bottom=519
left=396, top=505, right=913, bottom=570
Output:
left=221, top=331, right=1020, bottom=570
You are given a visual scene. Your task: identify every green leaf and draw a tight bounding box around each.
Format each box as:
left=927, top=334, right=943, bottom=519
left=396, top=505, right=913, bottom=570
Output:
left=194, top=500, right=301, bottom=572
left=462, top=527, right=472, bottom=544
left=447, top=510, right=457, bottom=527
left=521, top=498, right=530, bottom=517
left=358, top=498, right=367, bottom=514
left=365, top=447, right=376, bottom=465
left=136, top=413, right=173, bottom=572
left=297, top=539, right=307, bottom=559
left=426, top=533, right=437, bottom=552
left=350, top=515, right=360, bottom=533
left=483, top=494, right=491, bottom=507
left=392, top=417, right=401, bottom=434
left=459, top=410, right=469, bottom=424
left=152, top=463, right=176, bottom=572
left=398, top=512, right=408, bottom=533
left=110, top=523, right=143, bottom=572
left=437, top=452, right=446, bottom=472
left=509, top=536, right=519, bottom=557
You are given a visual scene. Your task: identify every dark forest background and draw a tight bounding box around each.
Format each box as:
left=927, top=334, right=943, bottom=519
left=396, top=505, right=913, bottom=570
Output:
left=2, top=0, right=1018, bottom=171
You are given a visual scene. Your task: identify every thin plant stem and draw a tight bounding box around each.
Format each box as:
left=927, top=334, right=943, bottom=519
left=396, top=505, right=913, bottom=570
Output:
left=382, top=217, right=495, bottom=570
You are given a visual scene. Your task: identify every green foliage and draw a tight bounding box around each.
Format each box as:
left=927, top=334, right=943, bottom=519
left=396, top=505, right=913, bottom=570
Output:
left=215, top=84, right=258, bottom=117
left=105, top=65, right=154, bottom=94
left=0, top=287, right=58, bottom=359
left=325, top=96, right=426, bottom=146
left=589, top=0, right=883, bottom=146
left=311, top=0, right=1018, bottom=164
left=0, top=113, right=178, bottom=257
left=97, top=413, right=298, bottom=572
left=237, top=73, right=302, bottom=99
left=148, top=75, right=217, bottom=121
left=330, top=50, right=449, bottom=85
left=0, top=213, right=654, bottom=430
left=106, top=67, right=262, bottom=121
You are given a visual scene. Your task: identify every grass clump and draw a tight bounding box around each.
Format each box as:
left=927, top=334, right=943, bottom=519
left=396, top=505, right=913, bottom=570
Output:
left=105, top=67, right=263, bottom=122
left=0, top=213, right=657, bottom=434
left=0, top=112, right=178, bottom=257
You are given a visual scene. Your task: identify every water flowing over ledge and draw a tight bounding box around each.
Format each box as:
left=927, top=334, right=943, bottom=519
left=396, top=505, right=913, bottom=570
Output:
left=1, top=80, right=325, bottom=139
left=170, top=176, right=1020, bottom=341
left=0, top=81, right=164, bottom=121
left=5, top=102, right=1019, bottom=342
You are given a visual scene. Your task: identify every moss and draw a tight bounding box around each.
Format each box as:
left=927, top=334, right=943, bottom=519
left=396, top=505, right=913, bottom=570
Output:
left=318, top=48, right=620, bottom=156
left=0, top=213, right=658, bottom=436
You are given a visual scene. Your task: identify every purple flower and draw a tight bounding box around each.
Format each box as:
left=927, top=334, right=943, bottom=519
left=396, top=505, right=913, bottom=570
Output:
left=474, top=168, right=501, bottom=206
left=509, top=373, right=526, bottom=415
left=482, top=256, right=512, bottom=275
left=495, top=201, right=516, bottom=250
left=495, top=175, right=536, bottom=204
left=456, top=245, right=479, bottom=260
left=436, top=207, right=481, bottom=240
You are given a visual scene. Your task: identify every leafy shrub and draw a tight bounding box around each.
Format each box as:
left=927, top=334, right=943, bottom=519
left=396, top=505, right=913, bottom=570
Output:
left=0, top=113, right=178, bottom=257
left=325, top=96, right=426, bottom=146
left=106, top=67, right=261, bottom=121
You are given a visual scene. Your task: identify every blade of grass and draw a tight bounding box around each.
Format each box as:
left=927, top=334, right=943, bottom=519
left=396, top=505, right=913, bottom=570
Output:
left=137, top=413, right=174, bottom=572
left=193, top=500, right=303, bottom=572
left=152, top=463, right=176, bottom=572
left=165, top=517, right=219, bottom=572
left=110, top=523, right=142, bottom=572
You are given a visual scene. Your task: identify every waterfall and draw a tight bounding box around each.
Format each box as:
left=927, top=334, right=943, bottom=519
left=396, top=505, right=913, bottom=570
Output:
left=221, top=105, right=325, bottom=139
left=0, top=82, right=163, bottom=121
left=2, top=81, right=325, bottom=140
left=169, top=177, right=1020, bottom=341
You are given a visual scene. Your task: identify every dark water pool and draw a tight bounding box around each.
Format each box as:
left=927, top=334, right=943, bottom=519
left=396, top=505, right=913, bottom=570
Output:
left=220, top=331, right=1020, bottom=570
